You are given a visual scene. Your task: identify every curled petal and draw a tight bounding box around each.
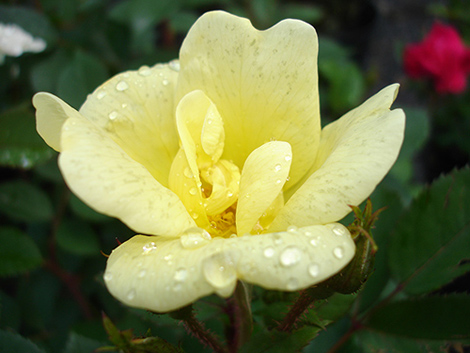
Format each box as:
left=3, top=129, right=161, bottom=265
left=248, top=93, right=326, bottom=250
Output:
left=177, top=11, right=321, bottom=186
left=271, top=84, right=405, bottom=231
left=104, top=224, right=355, bottom=312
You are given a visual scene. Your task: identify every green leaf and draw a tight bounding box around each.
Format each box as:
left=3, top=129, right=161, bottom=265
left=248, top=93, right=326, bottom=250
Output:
left=0, top=291, right=21, bottom=330
left=389, top=167, right=470, bottom=294
left=353, top=329, right=450, bottom=353
left=0, top=227, right=42, bottom=277
left=0, top=180, right=54, bottom=222
left=0, top=104, right=54, bottom=169
left=64, top=332, right=104, bottom=353
left=389, top=107, right=430, bottom=183
left=366, top=294, right=470, bottom=340
left=31, top=50, right=70, bottom=94
left=110, top=0, right=181, bottom=25
left=57, top=50, right=108, bottom=109
left=318, top=37, right=365, bottom=115
left=281, top=4, right=323, bottom=24
left=240, top=326, right=320, bottom=353
left=0, top=329, right=45, bottom=353
left=56, top=217, right=101, bottom=256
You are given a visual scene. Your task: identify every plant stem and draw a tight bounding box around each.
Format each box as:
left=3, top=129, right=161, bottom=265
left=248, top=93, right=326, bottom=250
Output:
left=277, top=290, right=314, bottom=332
left=182, top=309, right=229, bottom=353
left=225, top=281, right=253, bottom=352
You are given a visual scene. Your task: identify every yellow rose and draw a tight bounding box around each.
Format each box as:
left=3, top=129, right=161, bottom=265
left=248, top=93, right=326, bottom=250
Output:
left=33, top=11, right=405, bottom=312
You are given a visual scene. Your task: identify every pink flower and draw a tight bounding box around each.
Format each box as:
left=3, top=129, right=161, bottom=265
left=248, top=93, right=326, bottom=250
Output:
left=404, top=22, right=470, bottom=94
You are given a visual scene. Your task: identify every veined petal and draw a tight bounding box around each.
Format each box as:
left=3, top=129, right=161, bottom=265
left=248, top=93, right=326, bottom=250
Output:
left=270, top=84, right=405, bottom=231
left=177, top=11, right=320, bottom=186
left=33, top=92, right=79, bottom=152
left=79, top=64, right=180, bottom=187
left=59, top=115, right=195, bottom=236
left=104, top=223, right=355, bottom=313
left=236, top=141, right=292, bottom=236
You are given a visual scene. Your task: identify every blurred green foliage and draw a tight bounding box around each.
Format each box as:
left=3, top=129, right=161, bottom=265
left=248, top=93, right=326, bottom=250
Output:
left=0, top=0, right=469, bottom=352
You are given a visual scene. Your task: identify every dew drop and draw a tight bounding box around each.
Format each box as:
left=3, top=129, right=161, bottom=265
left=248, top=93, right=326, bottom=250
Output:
left=189, top=187, right=198, bottom=195
left=169, top=59, right=180, bottom=71
left=164, top=254, right=173, bottom=261
left=226, top=190, right=233, bottom=197
left=332, top=225, right=347, bottom=236
left=162, top=79, right=169, bottom=86
left=310, top=238, right=318, bottom=247
left=173, top=283, right=182, bottom=292
left=127, top=289, right=136, bottom=301
left=183, top=167, right=193, bottom=178
left=333, top=246, right=344, bottom=259
left=276, top=179, right=282, bottom=184
left=96, top=90, right=107, bottom=99
left=308, top=263, right=320, bottom=277
left=273, top=234, right=283, bottom=245
left=274, top=163, right=282, bottom=172
left=203, top=253, right=236, bottom=291
left=138, top=65, right=152, bottom=76
left=285, top=155, right=292, bottom=162
left=287, top=225, right=298, bottom=233
left=286, top=277, right=299, bottom=290
left=263, top=246, right=275, bottom=258
left=191, top=212, right=199, bottom=220
left=280, top=246, right=302, bottom=267
left=304, top=230, right=312, bottom=237
left=108, top=111, right=118, bottom=120
left=138, top=269, right=147, bottom=278
left=142, top=241, right=157, bottom=254
left=180, top=228, right=212, bottom=249
left=104, top=272, right=113, bottom=281
left=174, top=268, right=188, bottom=282
left=116, top=80, right=129, bottom=91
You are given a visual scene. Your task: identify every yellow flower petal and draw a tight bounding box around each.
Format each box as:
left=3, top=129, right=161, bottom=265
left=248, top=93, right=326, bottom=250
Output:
left=177, top=11, right=321, bottom=187
left=79, top=63, right=180, bottom=187
left=33, top=92, right=79, bottom=152
left=104, top=223, right=355, bottom=312
left=270, top=84, right=405, bottom=231
left=59, top=115, right=195, bottom=236
left=236, top=141, right=292, bottom=236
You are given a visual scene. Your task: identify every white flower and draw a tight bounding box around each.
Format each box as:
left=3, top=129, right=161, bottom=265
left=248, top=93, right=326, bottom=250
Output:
left=0, top=23, right=46, bottom=63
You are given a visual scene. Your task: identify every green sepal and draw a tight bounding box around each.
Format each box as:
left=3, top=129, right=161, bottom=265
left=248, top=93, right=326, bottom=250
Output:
left=312, top=199, right=383, bottom=296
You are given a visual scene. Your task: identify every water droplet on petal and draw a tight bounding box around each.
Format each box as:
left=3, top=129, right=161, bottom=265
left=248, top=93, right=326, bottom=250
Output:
left=96, top=90, right=107, bottom=99
left=108, top=111, right=118, bottom=120
left=280, top=246, right=302, bottom=267
left=104, top=272, right=113, bottom=281
left=116, top=80, right=129, bottom=91
left=263, top=246, right=275, bottom=258
left=189, top=187, right=198, bottom=195
left=138, top=65, right=151, bottom=76
left=142, top=241, right=157, bottom=254
left=127, top=289, right=136, bottom=301
left=287, top=225, right=298, bottom=233
left=184, top=167, right=193, bottom=178
left=286, top=277, right=299, bottom=290
left=285, top=155, right=292, bottom=162
left=203, top=253, right=237, bottom=292
left=138, top=269, right=146, bottom=278
left=308, top=263, right=320, bottom=277
left=310, top=238, right=318, bottom=247
left=276, top=179, right=282, bottom=184
left=169, top=59, right=180, bottom=71
left=174, top=268, right=187, bottom=282
left=180, top=228, right=212, bottom=249
left=162, top=79, right=169, bottom=86
left=226, top=190, right=233, bottom=197
left=333, top=246, right=344, bottom=259
left=274, top=234, right=283, bottom=245
left=332, top=224, right=347, bottom=236
left=274, top=163, right=282, bottom=172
